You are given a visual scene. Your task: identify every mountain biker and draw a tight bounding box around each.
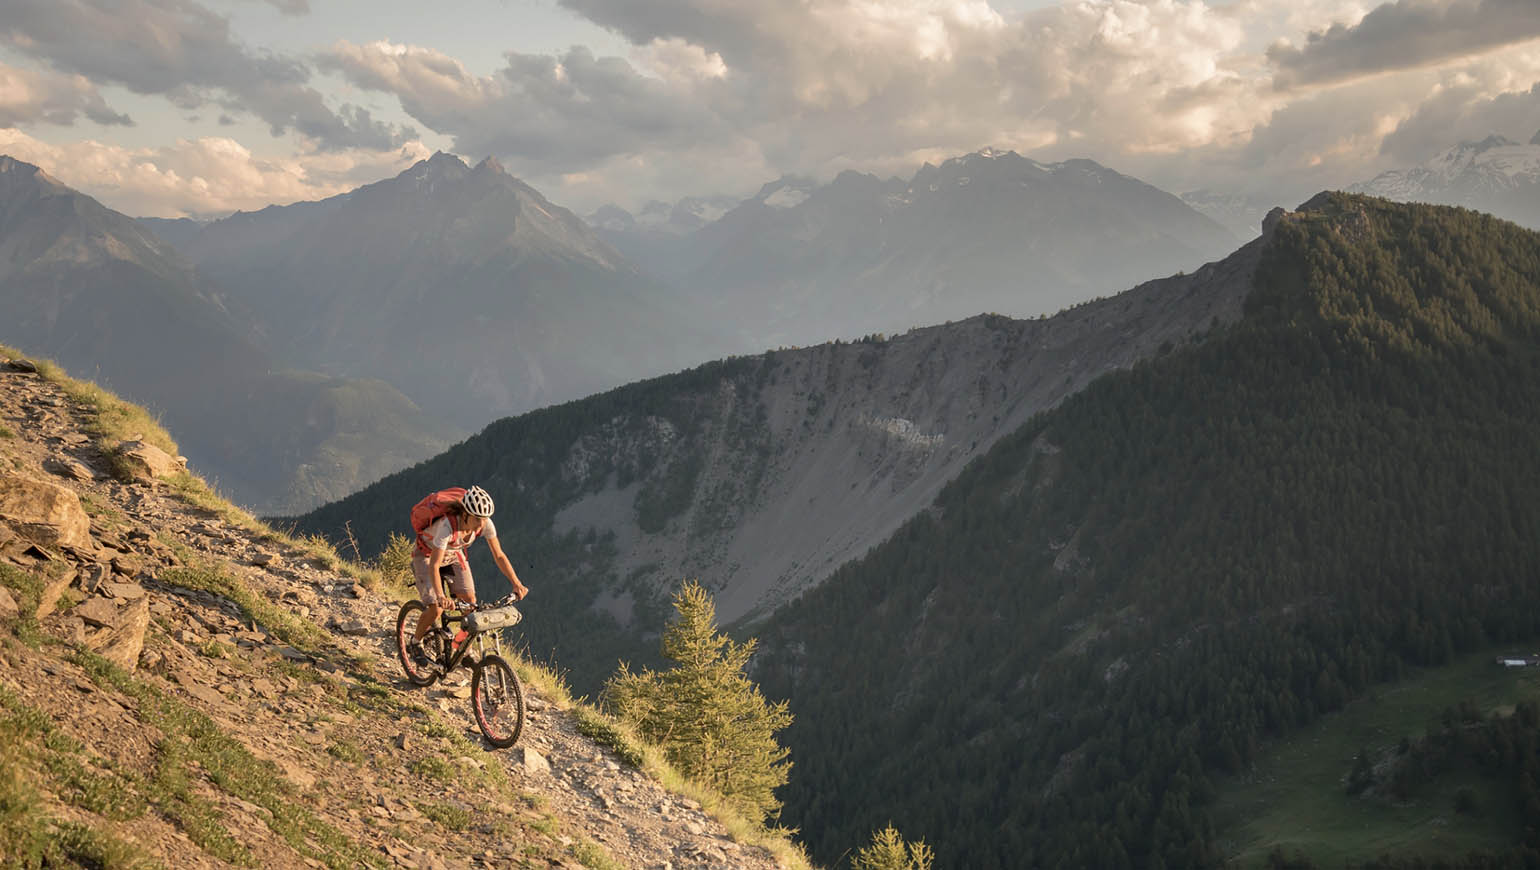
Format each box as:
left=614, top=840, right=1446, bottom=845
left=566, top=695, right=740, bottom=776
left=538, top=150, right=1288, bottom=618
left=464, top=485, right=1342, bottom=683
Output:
left=409, top=485, right=528, bottom=656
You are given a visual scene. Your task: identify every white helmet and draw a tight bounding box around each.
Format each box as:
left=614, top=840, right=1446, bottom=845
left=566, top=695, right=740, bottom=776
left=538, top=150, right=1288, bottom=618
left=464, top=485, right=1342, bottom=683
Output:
left=462, top=485, right=495, bottom=517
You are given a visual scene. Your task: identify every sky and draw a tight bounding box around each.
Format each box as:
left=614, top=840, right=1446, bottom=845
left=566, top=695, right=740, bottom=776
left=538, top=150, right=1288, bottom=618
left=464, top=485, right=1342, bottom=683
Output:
left=3, top=0, right=1540, bottom=219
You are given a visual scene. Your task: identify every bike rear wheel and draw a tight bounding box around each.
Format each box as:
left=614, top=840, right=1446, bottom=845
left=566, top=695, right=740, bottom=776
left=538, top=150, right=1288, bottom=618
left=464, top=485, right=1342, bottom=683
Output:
left=395, top=600, right=442, bottom=687
left=471, top=654, right=525, bottom=747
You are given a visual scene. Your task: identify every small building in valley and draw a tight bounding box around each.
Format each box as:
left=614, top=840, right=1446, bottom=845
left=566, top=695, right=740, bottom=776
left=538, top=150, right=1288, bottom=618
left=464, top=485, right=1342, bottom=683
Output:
left=1496, top=655, right=1540, bottom=668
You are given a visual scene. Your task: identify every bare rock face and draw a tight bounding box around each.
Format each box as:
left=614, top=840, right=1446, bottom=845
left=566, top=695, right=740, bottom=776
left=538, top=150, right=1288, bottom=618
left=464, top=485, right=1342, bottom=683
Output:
left=34, top=567, right=77, bottom=619
left=44, top=455, right=97, bottom=482
left=0, top=586, right=18, bottom=620
left=115, top=440, right=184, bottom=481
left=98, top=596, right=150, bottom=672
left=0, top=473, right=95, bottom=551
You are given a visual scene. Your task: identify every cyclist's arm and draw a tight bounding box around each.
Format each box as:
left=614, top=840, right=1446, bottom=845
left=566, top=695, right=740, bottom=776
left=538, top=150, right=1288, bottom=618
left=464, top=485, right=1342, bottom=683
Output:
left=485, top=534, right=529, bottom=601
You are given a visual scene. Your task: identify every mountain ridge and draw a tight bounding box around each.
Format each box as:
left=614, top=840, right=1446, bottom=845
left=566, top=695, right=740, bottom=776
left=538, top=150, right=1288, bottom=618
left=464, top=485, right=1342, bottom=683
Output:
left=158, top=152, right=723, bottom=428
left=0, top=154, right=452, bottom=514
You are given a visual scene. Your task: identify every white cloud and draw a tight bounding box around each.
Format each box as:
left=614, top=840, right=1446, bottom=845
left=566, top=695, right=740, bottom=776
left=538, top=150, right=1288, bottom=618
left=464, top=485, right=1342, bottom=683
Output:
left=1, top=0, right=413, bottom=150
left=0, top=128, right=430, bottom=217
left=0, top=62, right=132, bottom=127
left=1270, top=0, right=1540, bottom=90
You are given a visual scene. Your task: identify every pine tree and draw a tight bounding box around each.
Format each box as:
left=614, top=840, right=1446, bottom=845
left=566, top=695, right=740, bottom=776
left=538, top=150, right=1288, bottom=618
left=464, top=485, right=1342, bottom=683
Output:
left=603, top=580, right=793, bottom=823
left=852, top=825, right=935, bottom=870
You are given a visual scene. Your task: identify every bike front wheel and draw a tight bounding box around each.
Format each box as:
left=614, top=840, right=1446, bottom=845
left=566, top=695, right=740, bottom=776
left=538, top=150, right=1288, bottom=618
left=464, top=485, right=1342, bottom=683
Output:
left=395, top=600, right=442, bottom=687
left=471, top=654, right=525, bottom=747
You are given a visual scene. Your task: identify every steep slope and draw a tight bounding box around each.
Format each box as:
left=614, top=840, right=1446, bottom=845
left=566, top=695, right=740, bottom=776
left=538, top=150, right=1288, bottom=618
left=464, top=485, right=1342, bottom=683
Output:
left=0, top=357, right=798, bottom=870
left=0, top=156, right=451, bottom=514
left=1350, top=132, right=1540, bottom=229
left=291, top=226, right=1265, bottom=690
left=604, top=149, right=1238, bottom=349
left=165, top=153, right=721, bottom=427
left=751, top=194, right=1540, bottom=868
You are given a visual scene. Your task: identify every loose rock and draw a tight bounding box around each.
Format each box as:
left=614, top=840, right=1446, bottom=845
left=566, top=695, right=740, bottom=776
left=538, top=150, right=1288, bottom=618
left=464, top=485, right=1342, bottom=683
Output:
left=0, top=473, right=95, bottom=551
left=114, top=440, right=183, bottom=481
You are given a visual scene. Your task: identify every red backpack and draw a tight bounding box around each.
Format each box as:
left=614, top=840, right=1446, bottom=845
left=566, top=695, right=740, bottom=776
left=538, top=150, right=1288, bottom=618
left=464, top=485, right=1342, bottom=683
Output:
left=411, top=487, right=466, bottom=555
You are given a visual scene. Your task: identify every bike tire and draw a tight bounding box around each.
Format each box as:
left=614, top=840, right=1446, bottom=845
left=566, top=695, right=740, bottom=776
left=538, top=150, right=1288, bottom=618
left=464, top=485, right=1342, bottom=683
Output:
left=470, top=654, right=525, bottom=748
left=395, top=600, right=442, bottom=687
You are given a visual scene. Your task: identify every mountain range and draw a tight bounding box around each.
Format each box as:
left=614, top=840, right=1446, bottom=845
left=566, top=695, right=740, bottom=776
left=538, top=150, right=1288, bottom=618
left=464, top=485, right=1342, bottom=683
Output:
left=1350, top=131, right=1540, bottom=228
left=0, top=156, right=451, bottom=514
left=594, top=149, right=1240, bottom=349
left=145, top=152, right=719, bottom=429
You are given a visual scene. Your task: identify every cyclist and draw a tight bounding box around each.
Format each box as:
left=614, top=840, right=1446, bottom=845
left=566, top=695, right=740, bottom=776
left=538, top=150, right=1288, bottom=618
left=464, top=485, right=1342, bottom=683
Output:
left=409, top=485, right=529, bottom=658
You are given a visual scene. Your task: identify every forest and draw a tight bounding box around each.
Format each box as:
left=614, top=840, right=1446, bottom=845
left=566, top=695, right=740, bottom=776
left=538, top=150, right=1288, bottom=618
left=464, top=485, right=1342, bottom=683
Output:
left=751, top=195, right=1540, bottom=868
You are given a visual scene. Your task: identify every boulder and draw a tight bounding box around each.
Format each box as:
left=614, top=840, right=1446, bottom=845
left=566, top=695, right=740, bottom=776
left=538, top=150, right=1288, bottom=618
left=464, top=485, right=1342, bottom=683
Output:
left=76, top=563, right=111, bottom=595
left=5, top=359, right=38, bottom=373
left=0, top=586, right=17, bottom=620
left=114, top=441, right=183, bottom=481
left=0, top=474, right=94, bottom=551
left=98, top=597, right=150, bottom=672
left=43, top=456, right=96, bottom=482
left=72, top=595, right=120, bottom=629
left=509, top=746, right=551, bottom=777
left=34, top=567, right=77, bottom=619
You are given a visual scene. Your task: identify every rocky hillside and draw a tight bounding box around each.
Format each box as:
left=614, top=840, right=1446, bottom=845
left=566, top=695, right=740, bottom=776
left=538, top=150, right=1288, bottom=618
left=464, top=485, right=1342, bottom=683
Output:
left=0, top=356, right=802, bottom=870
left=293, top=220, right=1268, bottom=692
left=0, top=155, right=452, bottom=515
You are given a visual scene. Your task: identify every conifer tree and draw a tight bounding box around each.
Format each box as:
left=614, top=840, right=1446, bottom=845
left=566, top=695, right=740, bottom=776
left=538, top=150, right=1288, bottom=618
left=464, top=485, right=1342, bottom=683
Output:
left=852, top=825, right=935, bottom=870
left=604, top=580, right=793, bottom=823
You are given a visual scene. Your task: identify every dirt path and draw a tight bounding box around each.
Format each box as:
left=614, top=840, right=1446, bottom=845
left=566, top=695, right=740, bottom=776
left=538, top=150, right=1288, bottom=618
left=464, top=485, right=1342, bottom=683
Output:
left=0, top=361, right=791, bottom=870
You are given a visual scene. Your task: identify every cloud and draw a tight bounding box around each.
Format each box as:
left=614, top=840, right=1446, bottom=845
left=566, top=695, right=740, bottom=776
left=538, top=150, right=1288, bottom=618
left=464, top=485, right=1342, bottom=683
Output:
left=320, top=40, right=720, bottom=170
left=1269, top=0, right=1540, bottom=90
left=1377, top=46, right=1540, bottom=160
left=249, top=0, right=309, bottom=14
left=0, top=62, right=132, bottom=127
left=0, top=127, right=430, bottom=216
left=0, top=0, right=411, bottom=151
left=322, top=0, right=1280, bottom=205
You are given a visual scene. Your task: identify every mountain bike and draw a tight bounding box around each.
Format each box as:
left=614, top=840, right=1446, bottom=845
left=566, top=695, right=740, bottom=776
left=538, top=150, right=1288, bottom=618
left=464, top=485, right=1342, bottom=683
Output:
left=394, top=594, right=526, bottom=747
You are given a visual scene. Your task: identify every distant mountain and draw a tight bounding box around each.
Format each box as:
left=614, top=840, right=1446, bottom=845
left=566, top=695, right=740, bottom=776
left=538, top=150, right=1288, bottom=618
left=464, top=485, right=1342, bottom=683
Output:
left=291, top=222, right=1260, bottom=687
left=1180, top=189, right=1278, bottom=241
left=587, top=194, right=742, bottom=281
left=593, top=149, right=1238, bottom=349
left=1350, top=132, right=1540, bottom=228
left=158, top=153, right=721, bottom=428
left=0, top=155, right=451, bottom=513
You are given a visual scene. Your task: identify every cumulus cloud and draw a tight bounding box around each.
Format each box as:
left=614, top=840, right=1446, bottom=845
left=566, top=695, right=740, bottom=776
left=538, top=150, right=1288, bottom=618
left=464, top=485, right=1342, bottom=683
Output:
left=1270, top=0, right=1540, bottom=90
left=0, top=63, right=132, bottom=128
left=322, top=0, right=1282, bottom=204
left=0, top=127, right=430, bottom=216
left=320, top=40, right=721, bottom=170
left=1376, top=46, right=1540, bottom=160
left=0, top=0, right=411, bottom=151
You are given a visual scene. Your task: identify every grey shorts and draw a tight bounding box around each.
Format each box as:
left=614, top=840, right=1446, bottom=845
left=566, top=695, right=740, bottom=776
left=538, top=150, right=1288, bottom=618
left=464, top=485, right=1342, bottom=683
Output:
left=411, top=550, right=473, bottom=608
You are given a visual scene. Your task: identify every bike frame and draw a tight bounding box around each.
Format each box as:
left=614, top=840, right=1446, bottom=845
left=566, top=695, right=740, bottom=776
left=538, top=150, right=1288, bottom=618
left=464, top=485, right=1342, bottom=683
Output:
left=437, top=608, right=503, bottom=673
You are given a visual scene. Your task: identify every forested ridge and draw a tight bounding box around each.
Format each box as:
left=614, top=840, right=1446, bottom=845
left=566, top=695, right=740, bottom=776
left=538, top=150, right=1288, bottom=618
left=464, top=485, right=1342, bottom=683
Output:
left=753, top=194, right=1540, bottom=868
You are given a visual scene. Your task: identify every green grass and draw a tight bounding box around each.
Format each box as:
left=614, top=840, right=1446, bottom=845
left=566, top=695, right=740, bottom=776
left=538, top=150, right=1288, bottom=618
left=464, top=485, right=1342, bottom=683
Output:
left=0, top=685, right=159, bottom=869
left=417, top=800, right=471, bottom=831
left=69, top=649, right=387, bottom=869
left=159, top=563, right=327, bottom=652
left=0, top=423, right=13, bottom=439
left=1214, top=648, right=1540, bottom=867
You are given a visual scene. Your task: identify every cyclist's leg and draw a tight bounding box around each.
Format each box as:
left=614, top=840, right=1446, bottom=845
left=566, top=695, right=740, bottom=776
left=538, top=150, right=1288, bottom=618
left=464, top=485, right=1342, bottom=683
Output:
left=411, top=553, right=445, bottom=640
left=448, top=551, right=476, bottom=606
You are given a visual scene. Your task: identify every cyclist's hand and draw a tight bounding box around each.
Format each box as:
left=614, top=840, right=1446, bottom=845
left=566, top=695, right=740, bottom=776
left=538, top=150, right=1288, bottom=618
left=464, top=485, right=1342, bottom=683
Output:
left=512, top=582, right=529, bottom=602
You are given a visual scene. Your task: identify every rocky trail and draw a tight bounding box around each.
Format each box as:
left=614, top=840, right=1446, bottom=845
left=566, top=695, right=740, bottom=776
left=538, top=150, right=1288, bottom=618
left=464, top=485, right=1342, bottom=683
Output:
left=0, top=359, right=792, bottom=870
